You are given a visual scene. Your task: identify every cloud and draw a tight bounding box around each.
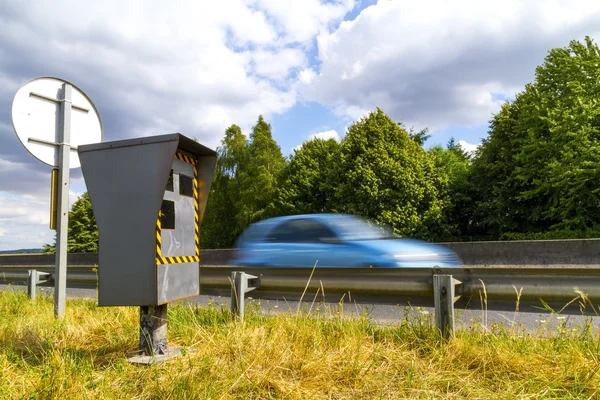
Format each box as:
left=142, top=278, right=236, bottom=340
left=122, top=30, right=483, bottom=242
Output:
left=298, top=68, right=317, bottom=85
left=251, top=48, right=308, bottom=81
left=3, top=0, right=599, bottom=250
left=458, top=140, right=479, bottom=154
left=0, top=0, right=354, bottom=153
left=310, top=130, right=341, bottom=142
left=0, top=157, right=49, bottom=196
left=302, top=0, right=600, bottom=131
left=0, top=0, right=355, bottom=250
left=0, top=178, right=93, bottom=250
left=255, top=0, right=356, bottom=44
left=293, top=129, right=341, bottom=151
left=0, top=192, right=54, bottom=249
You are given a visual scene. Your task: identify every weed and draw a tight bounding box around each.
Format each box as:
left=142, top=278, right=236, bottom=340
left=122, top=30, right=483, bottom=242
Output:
left=0, top=290, right=598, bottom=399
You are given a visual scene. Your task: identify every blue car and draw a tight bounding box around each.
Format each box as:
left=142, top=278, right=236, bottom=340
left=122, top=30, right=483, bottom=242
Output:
left=230, top=214, right=463, bottom=268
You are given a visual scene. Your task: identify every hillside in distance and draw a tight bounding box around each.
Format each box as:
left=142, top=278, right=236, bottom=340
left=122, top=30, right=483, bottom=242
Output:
left=0, top=248, right=43, bottom=255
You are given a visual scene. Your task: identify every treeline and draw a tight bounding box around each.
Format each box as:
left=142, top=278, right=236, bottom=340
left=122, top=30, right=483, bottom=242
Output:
left=201, top=36, right=600, bottom=247
left=44, top=36, right=600, bottom=253
left=200, top=112, right=463, bottom=248
left=469, top=36, right=600, bottom=240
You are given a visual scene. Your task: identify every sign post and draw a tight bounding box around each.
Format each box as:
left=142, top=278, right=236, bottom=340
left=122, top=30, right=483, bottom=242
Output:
left=11, top=77, right=103, bottom=318
left=54, top=83, right=72, bottom=317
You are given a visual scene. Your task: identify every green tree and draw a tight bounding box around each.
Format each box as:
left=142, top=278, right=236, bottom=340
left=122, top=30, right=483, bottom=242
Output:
left=278, top=138, right=340, bottom=214
left=471, top=36, right=600, bottom=235
left=407, top=127, right=431, bottom=147
left=469, top=102, right=534, bottom=236
left=332, top=108, right=446, bottom=240
left=514, top=36, right=600, bottom=230
left=238, top=116, right=286, bottom=226
left=428, top=138, right=475, bottom=240
left=201, top=125, right=249, bottom=248
left=42, top=192, right=98, bottom=253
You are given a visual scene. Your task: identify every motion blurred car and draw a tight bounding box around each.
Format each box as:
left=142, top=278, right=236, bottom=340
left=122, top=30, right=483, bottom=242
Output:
left=230, top=214, right=464, bottom=268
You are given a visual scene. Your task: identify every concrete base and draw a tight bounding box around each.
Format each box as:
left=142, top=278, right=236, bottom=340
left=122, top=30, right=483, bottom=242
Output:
left=127, top=346, right=195, bottom=365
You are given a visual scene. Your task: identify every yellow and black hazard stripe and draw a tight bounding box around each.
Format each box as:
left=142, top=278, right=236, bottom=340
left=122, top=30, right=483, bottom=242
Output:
left=193, top=162, right=200, bottom=258
left=177, top=151, right=201, bottom=258
left=157, top=255, right=200, bottom=265
left=155, top=151, right=201, bottom=265
left=175, top=152, right=197, bottom=165
left=156, top=213, right=163, bottom=262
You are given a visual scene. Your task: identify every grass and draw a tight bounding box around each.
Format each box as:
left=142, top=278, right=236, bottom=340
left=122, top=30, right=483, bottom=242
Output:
left=0, top=289, right=599, bottom=399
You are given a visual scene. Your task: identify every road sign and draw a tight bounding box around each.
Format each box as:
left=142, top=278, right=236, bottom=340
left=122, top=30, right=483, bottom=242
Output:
left=11, top=77, right=103, bottom=169
left=10, top=76, right=103, bottom=318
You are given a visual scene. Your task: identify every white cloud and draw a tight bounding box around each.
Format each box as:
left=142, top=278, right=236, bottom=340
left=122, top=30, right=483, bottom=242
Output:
left=293, top=129, right=341, bottom=151
left=0, top=196, right=48, bottom=225
left=0, top=0, right=355, bottom=250
left=458, top=140, right=479, bottom=154
left=302, top=0, right=600, bottom=131
left=252, top=48, right=307, bottom=80
left=0, top=178, right=90, bottom=250
left=0, top=0, right=354, bottom=152
left=255, top=0, right=356, bottom=44
left=298, top=68, right=317, bottom=85
left=0, top=192, right=53, bottom=250
left=310, top=130, right=340, bottom=142
left=2, top=0, right=600, bottom=250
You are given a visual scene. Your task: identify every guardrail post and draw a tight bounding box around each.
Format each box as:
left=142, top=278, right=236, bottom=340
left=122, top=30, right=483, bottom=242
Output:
left=231, top=271, right=260, bottom=319
left=27, top=270, right=51, bottom=300
left=27, top=270, right=36, bottom=300
left=433, top=274, right=462, bottom=338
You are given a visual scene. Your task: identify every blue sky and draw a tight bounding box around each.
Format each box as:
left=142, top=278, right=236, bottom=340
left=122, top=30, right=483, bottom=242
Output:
left=1, top=0, right=599, bottom=250
left=271, top=102, right=491, bottom=156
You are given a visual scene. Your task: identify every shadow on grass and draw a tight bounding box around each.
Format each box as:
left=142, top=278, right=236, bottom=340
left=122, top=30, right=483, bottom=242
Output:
left=0, top=336, right=140, bottom=369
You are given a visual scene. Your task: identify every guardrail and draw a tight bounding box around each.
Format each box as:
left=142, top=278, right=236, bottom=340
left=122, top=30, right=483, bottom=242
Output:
left=1, top=259, right=599, bottom=337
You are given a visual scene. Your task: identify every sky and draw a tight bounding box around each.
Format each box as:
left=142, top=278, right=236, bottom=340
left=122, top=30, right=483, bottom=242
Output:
left=1, top=0, right=600, bottom=251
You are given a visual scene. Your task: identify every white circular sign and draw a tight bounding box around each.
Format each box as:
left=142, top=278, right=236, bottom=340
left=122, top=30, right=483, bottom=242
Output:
left=11, top=76, right=103, bottom=169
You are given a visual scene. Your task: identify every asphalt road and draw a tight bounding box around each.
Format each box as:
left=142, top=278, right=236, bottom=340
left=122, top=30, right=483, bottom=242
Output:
left=2, top=284, right=598, bottom=335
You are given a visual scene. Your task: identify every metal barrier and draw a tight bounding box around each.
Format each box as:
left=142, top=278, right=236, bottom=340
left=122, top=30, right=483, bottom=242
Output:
left=27, top=269, right=51, bottom=300
left=2, top=258, right=600, bottom=336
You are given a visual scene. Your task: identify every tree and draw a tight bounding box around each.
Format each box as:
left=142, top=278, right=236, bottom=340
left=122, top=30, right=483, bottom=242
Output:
left=278, top=138, right=340, bottom=215
left=471, top=36, right=600, bottom=235
left=513, top=36, right=600, bottom=230
left=201, top=124, right=249, bottom=248
left=42, top=192, right=98, bottom=253
left=469, top=101, right=535, bottom=236
left=428, top=138, right=475, bottom=240
left=407, top=127, right=431, bottom=147
left=332, top=108, right=446, bottom=240
left=237, top=116, right=286, bottom=226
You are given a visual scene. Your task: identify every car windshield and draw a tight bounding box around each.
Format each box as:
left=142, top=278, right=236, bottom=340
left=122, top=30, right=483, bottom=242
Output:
left=331, top=216, right=396, bottom=241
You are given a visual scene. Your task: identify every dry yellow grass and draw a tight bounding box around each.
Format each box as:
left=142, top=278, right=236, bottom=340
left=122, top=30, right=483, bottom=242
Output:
left=0, top=288, right=598, bottom=399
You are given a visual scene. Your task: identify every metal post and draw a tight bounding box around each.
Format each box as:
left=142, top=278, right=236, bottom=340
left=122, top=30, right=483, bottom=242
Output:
left=139, top=305, right=168, bottom=356
left=54, top=83, right=72, bottom=318
left=27, top=270, right=37, bottom=300
left=231, top=271, right=259, bottom=319
left=433, top=274, right=462, bottom=338
left=231, top=271, right=246, bottom=318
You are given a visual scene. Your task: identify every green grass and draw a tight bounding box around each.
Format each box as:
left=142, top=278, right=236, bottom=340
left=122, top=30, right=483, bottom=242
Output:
left=0, top=289, right=599, bottom=399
